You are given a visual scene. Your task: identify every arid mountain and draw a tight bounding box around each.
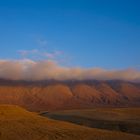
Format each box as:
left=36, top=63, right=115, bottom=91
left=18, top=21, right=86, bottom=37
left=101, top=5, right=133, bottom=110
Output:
left=0, top=80, right=139, bottom=111
left=0, top=105, right=140, bottom=140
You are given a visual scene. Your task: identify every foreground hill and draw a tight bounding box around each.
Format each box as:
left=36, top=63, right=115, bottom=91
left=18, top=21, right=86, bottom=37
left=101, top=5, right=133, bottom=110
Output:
left=0, top=80, right=139, bottom=111
left=41, top=108, right=140, bottom=135
left=0, top=105, right=140, bottom=140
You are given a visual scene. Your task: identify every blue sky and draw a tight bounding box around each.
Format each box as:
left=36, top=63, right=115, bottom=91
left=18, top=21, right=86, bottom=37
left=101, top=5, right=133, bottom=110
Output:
left=0, top=0, right=139, bottom=69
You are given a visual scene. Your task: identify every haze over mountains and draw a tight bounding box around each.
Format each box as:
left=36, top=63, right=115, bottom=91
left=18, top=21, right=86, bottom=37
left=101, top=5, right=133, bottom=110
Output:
left=0, top=59, right=140, bottom=81
left=0, top=79, right=139, bottom=111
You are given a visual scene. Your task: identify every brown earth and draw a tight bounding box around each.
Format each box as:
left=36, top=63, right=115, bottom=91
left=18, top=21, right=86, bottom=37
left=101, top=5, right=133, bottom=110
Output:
left=41, top=108, right=140, bottom=135
left=0, top=105, right=140, bottom=140
left=0, top=80, right=139, bottom=111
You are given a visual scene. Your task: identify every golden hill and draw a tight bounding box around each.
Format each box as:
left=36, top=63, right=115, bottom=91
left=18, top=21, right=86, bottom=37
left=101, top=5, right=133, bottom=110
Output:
left=0, top=105, right=140, bottom=140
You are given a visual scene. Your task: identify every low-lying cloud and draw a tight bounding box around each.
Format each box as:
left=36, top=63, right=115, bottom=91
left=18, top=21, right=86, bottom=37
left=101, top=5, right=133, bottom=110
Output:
left=0, top=59, right=140, bottom=81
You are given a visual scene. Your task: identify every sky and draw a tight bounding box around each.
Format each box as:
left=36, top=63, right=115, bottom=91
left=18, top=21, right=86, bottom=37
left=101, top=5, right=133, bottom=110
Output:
left=0, top=0, right=140, bottom=70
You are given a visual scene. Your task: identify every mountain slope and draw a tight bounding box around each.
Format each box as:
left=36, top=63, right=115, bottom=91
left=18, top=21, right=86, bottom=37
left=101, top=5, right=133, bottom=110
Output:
left=0, top=80, right=139, bottom=111
left=0, top=105, right=140, bottom=140
left=72, top=84, right=101, bottom=102
left=95, top=83, right=122, bottom=105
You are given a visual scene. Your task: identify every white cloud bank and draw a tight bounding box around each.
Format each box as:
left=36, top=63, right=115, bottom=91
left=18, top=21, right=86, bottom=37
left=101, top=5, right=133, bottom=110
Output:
left=0, top=59, right=140, bottom=81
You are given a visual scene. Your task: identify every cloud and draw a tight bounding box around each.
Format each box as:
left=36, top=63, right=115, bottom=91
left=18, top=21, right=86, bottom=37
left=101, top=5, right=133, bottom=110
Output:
left=17, top=49, right=66, bottom=62
left=18, top=49, right=39, bottom=58
left=0, top=59, right=140, bottom=81
left=43, top=51, right=63, bottom=59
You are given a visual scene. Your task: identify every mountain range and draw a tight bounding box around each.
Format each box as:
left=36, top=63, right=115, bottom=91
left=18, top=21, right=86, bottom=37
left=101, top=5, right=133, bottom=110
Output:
left=0, top=79, right=139, bottom=111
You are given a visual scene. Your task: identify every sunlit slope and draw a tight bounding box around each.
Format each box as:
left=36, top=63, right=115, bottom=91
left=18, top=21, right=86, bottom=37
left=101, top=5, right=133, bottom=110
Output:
left=0, top=80, right=140, bottom=111
left=0, top=105, right=140, bottom=140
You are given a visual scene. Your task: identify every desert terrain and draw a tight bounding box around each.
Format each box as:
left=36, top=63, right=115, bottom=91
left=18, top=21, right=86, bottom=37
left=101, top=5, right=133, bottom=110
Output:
left=0, top=80, right=139, bottom=111
left=0, top=105, right=140, bottom=140
left=0, top=80, right=140, bottom=140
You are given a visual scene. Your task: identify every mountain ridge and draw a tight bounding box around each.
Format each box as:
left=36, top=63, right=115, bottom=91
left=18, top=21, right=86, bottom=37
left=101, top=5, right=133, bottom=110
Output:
left=0, top=79, right=139, bottom=111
